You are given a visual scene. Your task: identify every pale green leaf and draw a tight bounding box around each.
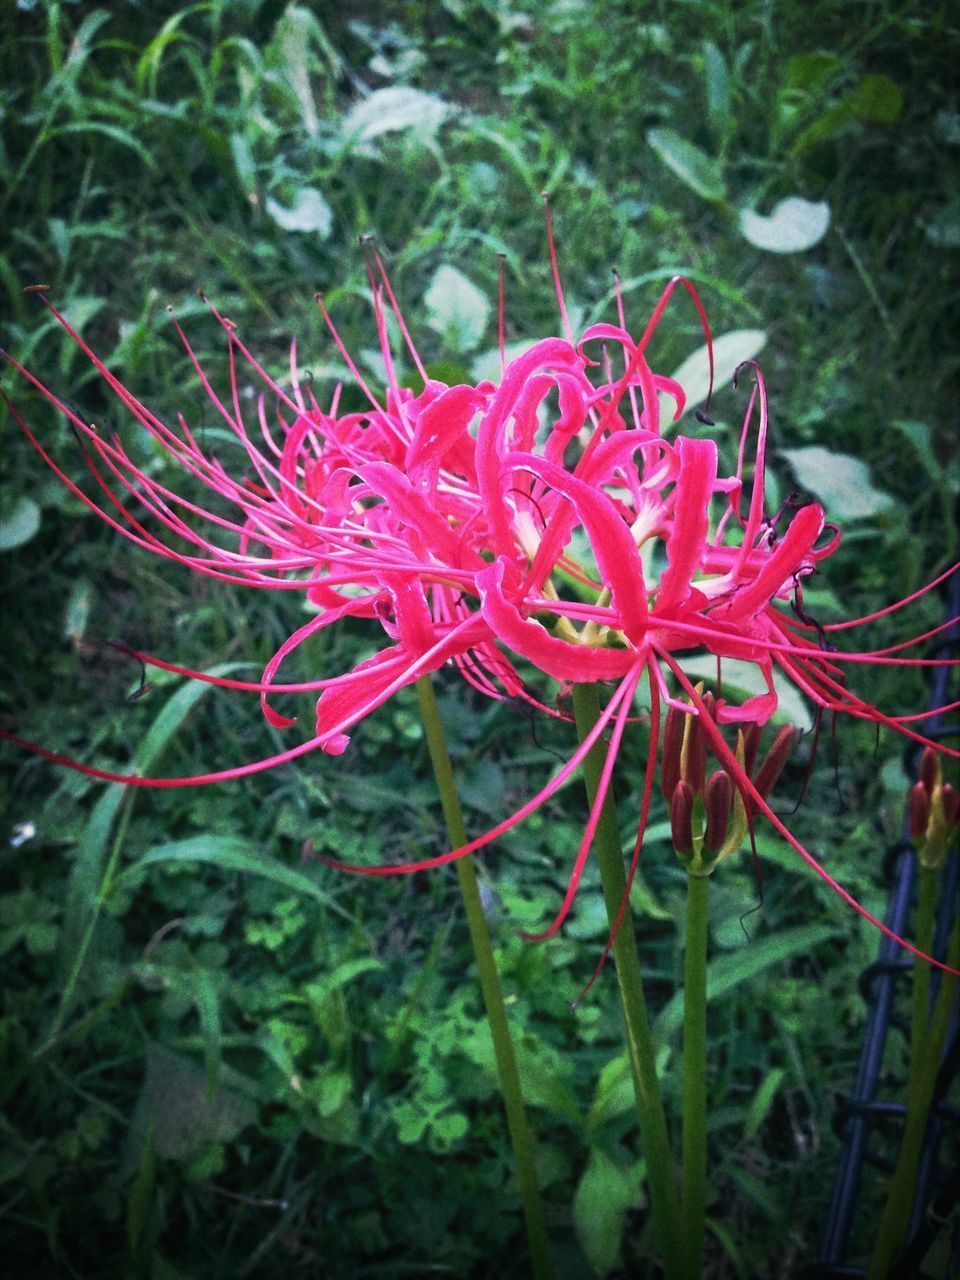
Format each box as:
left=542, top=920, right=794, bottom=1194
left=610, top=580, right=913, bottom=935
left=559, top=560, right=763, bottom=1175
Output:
left=265, top=187, right=333, bottom=236
left=342, top=86, right=449, bottom=145
left=573, top=1149, right=641, bottom=1277
left=678, top=655, right=814, bottom=732
left=0, top=496, right=41, bottom=552
left=739, top=197, right=830, bottom=253
left=781, top=446, right=895, bottom=520
left=646, top=128, right=726, bottom=201
left=669, top=329, right=766, bottom=418
left=424, top=264, right=490, bottom=354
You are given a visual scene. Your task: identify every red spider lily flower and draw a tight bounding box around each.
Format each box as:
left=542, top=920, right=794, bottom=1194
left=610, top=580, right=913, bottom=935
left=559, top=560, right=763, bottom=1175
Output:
left=2, top=246, right=958, bottom=978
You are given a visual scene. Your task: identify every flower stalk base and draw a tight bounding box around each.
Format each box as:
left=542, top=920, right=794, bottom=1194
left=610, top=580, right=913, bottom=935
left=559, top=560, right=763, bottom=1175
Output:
left=571, top=682, right=684, bottom=1279
left=415, top=676, right=554, bottom=1280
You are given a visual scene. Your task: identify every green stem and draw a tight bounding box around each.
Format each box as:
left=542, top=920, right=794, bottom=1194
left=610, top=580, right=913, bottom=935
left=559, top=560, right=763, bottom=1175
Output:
left=682, top=871, right=709, bottom=1280
left=415, top=677, right=554, bottom=1280
left=571, top=683, right=684, bottom=1280
left=867, top=885, right=960, bottom=1280
left=906, top=866, right=937, bottom=1112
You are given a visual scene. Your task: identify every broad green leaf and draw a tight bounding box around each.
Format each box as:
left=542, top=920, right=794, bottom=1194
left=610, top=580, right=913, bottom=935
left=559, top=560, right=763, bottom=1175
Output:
left=656, top=924, right=839, bottom=1040
left=129, top=1044, right=256, bottom=1161
left=780, top=446, right=895, bottom=520
left=265, top=187, right=333, bottom=236
left=0, top=496, right=41, bottom=551
left=678, top=655, right=814, bottom=732
left=790, top=75, right=901, bottom=156
left=424, top=264, right=490, bottom=354
left=739, top=198, right=830, bottom=253
left=781, top=51, right=844, bottom=93
left=573, top=1149, right=641, bottom=1277
left=849, top=74, right=902, bottom=123
left=342, top=86, right=450, bottom=145
left=646, top=128, right=726, bottom=201
left=669, top=329, right=766, bottom=417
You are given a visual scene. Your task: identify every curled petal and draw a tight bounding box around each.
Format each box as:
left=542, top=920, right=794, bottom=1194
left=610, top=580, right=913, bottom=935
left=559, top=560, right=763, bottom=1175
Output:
left=477, top=558, right=639, bottom=683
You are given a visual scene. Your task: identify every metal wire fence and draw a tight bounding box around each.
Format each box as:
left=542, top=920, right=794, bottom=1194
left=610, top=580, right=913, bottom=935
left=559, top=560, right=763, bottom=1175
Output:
left=812, top=567, right=959, bottom=1278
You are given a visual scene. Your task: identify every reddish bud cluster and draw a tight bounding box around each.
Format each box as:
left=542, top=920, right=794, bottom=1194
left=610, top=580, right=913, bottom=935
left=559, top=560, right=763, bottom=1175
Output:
left=662, top=691, right=797, bottom=871
left=910, top=747, right=960, bottom=870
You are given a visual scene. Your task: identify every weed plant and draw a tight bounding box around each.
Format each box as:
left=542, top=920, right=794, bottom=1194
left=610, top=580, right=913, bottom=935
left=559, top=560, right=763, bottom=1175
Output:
left=1, top=2, right=957, bottom=1277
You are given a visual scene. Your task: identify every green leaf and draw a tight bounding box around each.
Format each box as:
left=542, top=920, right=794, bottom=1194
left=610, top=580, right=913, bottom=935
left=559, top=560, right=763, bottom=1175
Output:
left=889, top=420, right=941, bottom=483
left=269, top=5, right=329, bottom=137
left=424, top=264, right=491, bottom=355
left=849, top=74, right=902, bottom=124
left=265, top=187, right=333, bottom=236
left=744, top=1066, right=787, bottom=1141
left=781, top=52, right=844, bottom=94
left=656, top=924, right=839, bottom=1040
left=56, top=663, right=257, bottom=1035
left=587, top=1052, right=635, bottom=1132
left=47, top=123, right=157, bottom=171
left=739, top=198, right=830, bottom=253
left=124, top=835, right=343, bottom=915
left=669, top=329, right=766, bottom=418
left=192, top=969, right=222, bottom=1102
left=573, top=1148, right=641, bottom=1277
left=130, top=1044, right=256, bottom=1162
left=0, top=496, right=41, bottom=552
left=780, top=446, right=895, bottom=520
left=702, top=41, right=731, bottom=135
left=646, top=128, right=726, bottom=201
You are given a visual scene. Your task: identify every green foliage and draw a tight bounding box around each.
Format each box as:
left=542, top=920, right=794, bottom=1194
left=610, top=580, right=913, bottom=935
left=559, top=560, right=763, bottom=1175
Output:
left=1, top=1, right=958, bottom=1277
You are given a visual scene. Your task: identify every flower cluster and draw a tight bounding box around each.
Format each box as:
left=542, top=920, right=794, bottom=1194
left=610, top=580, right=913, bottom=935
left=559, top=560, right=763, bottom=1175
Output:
left=3, top=242, right=957, bottom=972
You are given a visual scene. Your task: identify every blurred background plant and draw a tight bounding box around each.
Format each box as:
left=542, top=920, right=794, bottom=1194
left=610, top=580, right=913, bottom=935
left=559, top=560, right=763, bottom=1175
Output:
left=0, top=2, right=957, bottom=1277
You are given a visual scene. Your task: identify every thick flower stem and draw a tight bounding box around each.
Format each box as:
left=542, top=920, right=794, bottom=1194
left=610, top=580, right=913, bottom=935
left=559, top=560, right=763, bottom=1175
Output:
left=867, top=876, right=959, bottom=1280
left=682, top=871, right=709, bottom=1280
left=571, top=683, right=684, bottom=1280
left=415, top=676, right=554, bottom=1280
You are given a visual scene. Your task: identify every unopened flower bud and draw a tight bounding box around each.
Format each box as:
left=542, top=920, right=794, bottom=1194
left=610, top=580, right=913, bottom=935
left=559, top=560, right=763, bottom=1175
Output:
left=751, top=726, right=797, bottom=815
left=742, top=722, right=762, bottom=779
left=908, top=781, right=931, bottom=843
left=661, top=705, right=685, bottom=801
left=670, top=780, right=695, bottom=855
left=703, top=770, right=733, bottom=854
left=682, top=703, right=708, bottom=796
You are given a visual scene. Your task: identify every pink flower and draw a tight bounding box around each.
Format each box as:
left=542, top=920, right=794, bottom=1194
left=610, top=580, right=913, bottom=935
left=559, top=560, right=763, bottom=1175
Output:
left=3, top=246, right=957, bottom=978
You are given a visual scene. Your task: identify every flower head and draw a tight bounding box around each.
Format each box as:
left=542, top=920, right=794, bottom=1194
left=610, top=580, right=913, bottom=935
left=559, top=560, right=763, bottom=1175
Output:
left=3, top=231, right=958, bottom=977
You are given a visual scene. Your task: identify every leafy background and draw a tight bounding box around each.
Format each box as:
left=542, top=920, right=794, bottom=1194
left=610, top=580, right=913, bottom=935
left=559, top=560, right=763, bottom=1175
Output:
left=0, top=2, right=958, bottom=1277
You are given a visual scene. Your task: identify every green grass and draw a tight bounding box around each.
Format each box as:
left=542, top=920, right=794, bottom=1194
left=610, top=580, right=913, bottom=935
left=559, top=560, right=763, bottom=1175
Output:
left=1, top=2, right=958, bottom=1277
